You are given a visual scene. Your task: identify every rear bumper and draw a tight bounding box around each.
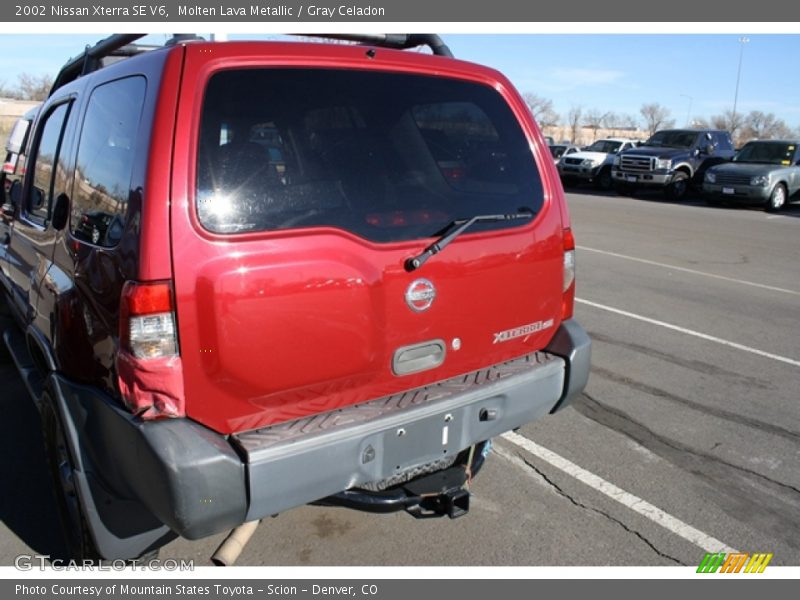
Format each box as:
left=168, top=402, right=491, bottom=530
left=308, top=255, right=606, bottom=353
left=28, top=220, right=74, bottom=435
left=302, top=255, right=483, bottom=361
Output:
left=55, top=319, right=590, bottom=543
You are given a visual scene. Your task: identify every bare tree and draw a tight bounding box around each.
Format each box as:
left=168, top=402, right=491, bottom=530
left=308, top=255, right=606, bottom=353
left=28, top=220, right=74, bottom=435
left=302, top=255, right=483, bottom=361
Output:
left=16, top=73, right=53, bottom=101
left=639, top=103, right=674, bottom=137
left=741, top=111, right=792, bottom=141
left=523, top=93, right=559, bottom=129
left=583, top=109, right=609, bottom=142
left=710, top=109, right=745, bottom=142
left=565, top=106, right=582, bottom=144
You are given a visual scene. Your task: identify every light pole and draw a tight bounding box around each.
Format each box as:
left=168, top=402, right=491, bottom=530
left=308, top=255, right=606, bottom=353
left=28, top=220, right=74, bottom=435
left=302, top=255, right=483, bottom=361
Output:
left=732, top=36, right=749, bottom=135
left=680, top=94, right=693, bottom=127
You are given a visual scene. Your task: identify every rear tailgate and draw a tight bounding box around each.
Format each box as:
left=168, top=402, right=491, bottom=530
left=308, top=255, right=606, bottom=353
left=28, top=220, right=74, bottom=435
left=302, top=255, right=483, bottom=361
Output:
left=170, top=42, right=565, bottom=434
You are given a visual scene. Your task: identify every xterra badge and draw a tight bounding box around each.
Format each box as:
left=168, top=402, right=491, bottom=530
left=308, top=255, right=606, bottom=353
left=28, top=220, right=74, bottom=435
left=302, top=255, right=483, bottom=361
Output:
left=405, top=278, right=436, bottom=312
left=493, top=319, right=554, bottom=344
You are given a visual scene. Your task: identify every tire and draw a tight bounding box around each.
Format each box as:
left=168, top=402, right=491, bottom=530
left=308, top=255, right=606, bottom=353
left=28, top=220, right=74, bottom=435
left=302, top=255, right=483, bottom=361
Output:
left=595, top=167, right=613, bottom=191
left=40, top=392, right=100, bottom=561
left=766, top=183, right=787, bottom=212
left=666, top=171, right=689, bottom=201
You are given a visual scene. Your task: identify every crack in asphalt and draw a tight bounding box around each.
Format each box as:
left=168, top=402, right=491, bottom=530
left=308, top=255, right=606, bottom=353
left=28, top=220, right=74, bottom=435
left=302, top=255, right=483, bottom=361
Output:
left=580, top=387, right=800, bottom=495
left=588, top=330, right=776, bottom=391
left=590, top=365, right=800, bottom=444
left=513, top=452, right=685, bottom=565
left=574, top=391, right=800, bottom=550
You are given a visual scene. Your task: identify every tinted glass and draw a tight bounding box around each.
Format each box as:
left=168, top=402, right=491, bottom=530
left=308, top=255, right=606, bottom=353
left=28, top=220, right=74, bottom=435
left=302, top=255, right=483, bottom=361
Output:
left=196, top=69, right=543, bottom=242
left=586, top=140, right=622, bottom=153
left=28, top=103, right=70, bottom=224
left=70, top=76, right=146, bottom=247
left=714, top=132, right=734, bottom=152
left=645, top=131, right=697, bottom=149
left=734, top=142, right=798, bottom=165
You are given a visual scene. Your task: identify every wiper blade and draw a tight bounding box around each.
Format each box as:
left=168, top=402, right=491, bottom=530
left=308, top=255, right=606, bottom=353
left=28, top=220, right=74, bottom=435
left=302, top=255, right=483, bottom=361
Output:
left=405, top=211, right=533, bottom=272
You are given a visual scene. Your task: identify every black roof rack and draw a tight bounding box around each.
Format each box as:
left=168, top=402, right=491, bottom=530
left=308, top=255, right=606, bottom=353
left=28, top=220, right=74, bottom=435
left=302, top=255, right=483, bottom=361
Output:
left=50, top=34, right=148, bottom=96
left=296, top=34, right=453, bottom=57
left=49, top=33, right=453, bottom=98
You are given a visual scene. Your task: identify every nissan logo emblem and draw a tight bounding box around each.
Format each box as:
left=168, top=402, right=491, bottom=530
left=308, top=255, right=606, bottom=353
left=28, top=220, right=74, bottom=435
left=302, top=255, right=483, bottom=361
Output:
left=405, top=278, right=436, bottom=312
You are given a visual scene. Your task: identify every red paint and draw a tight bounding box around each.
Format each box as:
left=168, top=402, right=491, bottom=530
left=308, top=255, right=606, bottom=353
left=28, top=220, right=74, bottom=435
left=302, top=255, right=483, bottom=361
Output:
left=162, top=42, right=570, bottom=434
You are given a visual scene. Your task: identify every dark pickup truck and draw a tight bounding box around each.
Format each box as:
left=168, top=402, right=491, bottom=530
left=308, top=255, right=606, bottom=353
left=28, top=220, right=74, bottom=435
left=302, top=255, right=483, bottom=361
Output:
left=612, top=129, right=735, bottom=200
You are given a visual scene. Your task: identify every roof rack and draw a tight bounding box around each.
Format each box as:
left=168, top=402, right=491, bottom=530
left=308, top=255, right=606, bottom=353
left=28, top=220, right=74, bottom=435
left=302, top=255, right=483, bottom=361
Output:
left=49, top=33, right=453, bottom=98
left=296, top=34, right=453, bottom=57
left=50, top=34, right=148, bottom=96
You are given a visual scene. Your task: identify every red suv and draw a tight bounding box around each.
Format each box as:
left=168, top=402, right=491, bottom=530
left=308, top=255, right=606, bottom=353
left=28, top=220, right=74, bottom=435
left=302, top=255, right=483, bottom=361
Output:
left=0, top=34, right=590, bottom=561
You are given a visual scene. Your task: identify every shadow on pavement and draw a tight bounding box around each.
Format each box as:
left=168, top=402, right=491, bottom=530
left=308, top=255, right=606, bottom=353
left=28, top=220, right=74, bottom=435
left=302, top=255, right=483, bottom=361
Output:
left=0, top=309, right=69, bottom=563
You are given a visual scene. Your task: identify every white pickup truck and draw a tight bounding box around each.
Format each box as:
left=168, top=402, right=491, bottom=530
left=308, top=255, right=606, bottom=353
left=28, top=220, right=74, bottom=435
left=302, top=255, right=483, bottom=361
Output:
left=557, top=138, right=639, bottom=190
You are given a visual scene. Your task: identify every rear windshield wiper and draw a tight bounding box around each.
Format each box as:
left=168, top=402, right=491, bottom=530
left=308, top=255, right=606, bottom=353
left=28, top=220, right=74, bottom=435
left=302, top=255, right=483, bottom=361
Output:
left=405, top=211, right=533, bottom=272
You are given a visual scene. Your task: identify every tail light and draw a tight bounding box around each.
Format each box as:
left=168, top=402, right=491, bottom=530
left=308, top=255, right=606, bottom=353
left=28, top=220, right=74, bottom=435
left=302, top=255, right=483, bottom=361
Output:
left=562, top=228, right=576, bottom=320
left=120, top=281, right=178, bottom=358
left=117, top=281, right=184, bottom=420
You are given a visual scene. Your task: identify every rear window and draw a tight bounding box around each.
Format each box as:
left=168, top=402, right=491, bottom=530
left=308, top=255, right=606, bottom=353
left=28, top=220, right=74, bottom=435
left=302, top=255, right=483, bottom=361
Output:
left=196, top=69, right=543, bottom=242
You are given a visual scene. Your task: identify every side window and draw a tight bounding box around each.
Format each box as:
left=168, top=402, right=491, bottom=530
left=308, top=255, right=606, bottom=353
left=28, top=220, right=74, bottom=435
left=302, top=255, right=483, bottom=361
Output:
left=715, top=133, right=734, bottom=152
left=27, top=103, right=71, bottom=225
left=71, top=76, right=145, bottom=247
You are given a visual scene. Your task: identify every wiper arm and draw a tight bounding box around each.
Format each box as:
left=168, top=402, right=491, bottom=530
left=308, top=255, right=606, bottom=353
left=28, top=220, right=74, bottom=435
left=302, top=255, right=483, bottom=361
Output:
left=405, top=211, right=533, bottom=272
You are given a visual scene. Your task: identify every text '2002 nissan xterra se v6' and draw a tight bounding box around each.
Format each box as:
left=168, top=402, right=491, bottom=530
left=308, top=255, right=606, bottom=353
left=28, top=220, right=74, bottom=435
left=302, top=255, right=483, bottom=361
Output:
left=0, top=34, right=590, bottom=562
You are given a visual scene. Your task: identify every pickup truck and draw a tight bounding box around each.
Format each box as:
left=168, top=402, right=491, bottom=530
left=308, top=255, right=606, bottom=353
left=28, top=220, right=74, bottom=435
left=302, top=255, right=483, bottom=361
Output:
left=612, top=129, right=735, bottom=200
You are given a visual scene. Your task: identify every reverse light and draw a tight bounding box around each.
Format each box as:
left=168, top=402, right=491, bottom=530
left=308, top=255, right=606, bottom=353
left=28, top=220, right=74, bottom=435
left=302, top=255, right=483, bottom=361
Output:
left=120, top=281, right=178, bottom=359
left=562, top=228, right=576, bottom=320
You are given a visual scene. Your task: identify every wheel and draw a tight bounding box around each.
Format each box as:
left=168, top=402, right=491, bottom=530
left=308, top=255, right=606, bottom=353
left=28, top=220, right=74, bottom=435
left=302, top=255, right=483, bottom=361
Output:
left=666, top=171, right=689, bottom=200
left=40, top=392, right=100, bottom=561
left=595, top=167, right=613, bottom=191
left=766, top=183, right=787, bottom=212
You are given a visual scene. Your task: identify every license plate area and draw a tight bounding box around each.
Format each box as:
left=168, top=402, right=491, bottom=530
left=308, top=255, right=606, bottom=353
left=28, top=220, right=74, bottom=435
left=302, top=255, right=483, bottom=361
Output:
left=722, top=187, right=735, bottom=195
left=626, top=175, right=638, bottom=183
left=383, top=410, right=462, bottom=473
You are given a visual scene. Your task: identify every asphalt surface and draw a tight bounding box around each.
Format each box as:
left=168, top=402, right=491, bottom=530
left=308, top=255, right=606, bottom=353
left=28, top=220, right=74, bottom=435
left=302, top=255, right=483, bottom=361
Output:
left=1, top=188, right=798, bottom=567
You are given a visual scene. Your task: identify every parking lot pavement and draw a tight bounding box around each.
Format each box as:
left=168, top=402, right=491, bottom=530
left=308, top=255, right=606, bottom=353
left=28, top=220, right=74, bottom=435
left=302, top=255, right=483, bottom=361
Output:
left=1, top=190, right=798, bottom=566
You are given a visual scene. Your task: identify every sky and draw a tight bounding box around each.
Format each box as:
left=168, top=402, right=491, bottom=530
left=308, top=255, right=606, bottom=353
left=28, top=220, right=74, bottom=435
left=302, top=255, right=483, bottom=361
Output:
left=1, top=33, right=798, bottom=129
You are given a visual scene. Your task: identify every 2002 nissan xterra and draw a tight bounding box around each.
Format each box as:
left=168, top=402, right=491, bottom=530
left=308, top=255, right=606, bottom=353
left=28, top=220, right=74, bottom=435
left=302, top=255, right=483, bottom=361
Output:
left=0, top=34, right=590, bottom=561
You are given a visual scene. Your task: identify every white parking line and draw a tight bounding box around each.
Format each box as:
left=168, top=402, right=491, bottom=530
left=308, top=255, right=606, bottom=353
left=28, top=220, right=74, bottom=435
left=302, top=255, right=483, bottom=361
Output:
left=577, top=298, right=800, bottom=368
left=500, top=431, right=739, bottom=554
left=578, top=246, right=800, bottom=296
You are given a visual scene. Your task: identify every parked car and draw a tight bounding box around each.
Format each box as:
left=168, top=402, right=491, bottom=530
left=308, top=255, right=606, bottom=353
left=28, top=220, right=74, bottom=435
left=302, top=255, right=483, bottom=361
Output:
left=703, top=140, right=800, bottom=211
left=558, top=138, right=639, bottom=190
left=1, top=105, right=39, bottom=224
left=548, top=143, right=580, bottom=164
left=0, top=33, right=590, bottom=561
left=612, top=129, right=735, bottom=200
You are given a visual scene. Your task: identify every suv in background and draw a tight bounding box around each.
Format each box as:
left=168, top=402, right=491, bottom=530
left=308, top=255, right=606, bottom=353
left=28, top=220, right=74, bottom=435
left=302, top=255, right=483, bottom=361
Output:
left=612, top=129, right=735, bottom=200
left=0, top=34, right=590, bottom=561
left=558, top=138, right=639, bottom=190
left=703, top=140, right=800, bottom=212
